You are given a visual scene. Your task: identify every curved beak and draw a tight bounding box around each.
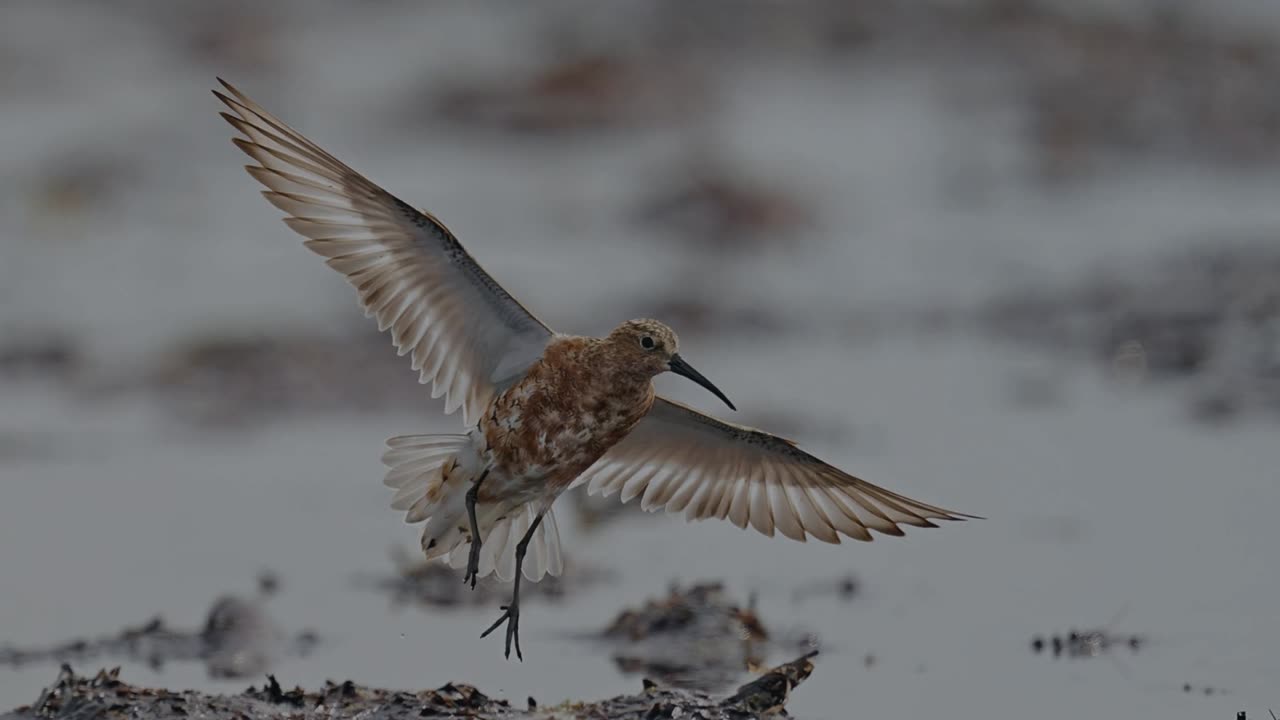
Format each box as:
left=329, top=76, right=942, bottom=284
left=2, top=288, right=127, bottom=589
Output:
left=668, top=354, right=736, bottom=411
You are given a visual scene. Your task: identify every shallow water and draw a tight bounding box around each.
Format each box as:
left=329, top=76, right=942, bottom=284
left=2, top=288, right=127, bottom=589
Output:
left=4, top=334, right=1279, bottom=718
left=3, top=2, right=1280, bottom=717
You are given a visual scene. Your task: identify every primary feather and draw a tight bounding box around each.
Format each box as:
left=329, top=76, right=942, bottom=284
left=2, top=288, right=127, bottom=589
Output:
left=215, top=79, right=553, bottom=425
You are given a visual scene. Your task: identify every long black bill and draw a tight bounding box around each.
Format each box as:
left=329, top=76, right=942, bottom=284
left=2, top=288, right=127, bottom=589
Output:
left=668, top=354, right=736, bottom=411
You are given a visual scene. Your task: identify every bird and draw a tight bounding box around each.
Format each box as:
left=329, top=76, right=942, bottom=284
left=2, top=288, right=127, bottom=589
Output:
left=213, top=78, right=976, bottom=660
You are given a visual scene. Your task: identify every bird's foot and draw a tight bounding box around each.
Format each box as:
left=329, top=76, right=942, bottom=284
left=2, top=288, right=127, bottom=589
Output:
left=480, top=603, right=522, bottom=660
left=463, top=541, right=482, bottom=590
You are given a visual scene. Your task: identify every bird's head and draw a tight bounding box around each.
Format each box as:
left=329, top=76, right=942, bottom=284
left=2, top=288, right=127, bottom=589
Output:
left=606, top=319, right=735, bottom=411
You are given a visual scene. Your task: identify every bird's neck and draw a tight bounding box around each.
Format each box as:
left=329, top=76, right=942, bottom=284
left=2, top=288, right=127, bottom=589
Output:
left=576, top=338, right=657, bottom=411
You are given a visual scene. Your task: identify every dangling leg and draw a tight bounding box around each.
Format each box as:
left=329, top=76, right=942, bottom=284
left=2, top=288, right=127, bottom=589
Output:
left=462, top=469, right=489, bottom=589
left=480, top=511, right=543, bottom=660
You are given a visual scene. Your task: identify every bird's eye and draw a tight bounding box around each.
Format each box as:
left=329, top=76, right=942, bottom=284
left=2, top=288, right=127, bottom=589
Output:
left=640, top=336, right=656, bottom=350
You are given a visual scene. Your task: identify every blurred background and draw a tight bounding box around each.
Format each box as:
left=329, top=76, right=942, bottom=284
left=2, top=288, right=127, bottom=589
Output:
left=3, top=0, right=1280, bottom=717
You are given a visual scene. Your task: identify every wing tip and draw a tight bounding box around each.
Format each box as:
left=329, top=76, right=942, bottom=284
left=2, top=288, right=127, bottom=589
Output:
left=923, top=507, right=983, bottom=523
left=212, top=78, right=234, bottom=104
left=213, top=77, right=252, bottom=108
left=230, top=136, right=259, bottom=157
left=840, top=526, right=874, bottom=542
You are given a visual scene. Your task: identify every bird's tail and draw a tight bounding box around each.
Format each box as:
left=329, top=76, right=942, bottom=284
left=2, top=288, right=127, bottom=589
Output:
left=381, top=433, right=563, bottom=582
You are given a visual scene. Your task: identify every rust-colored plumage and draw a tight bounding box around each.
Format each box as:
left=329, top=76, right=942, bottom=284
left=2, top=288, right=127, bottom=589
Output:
left=214, top=79, right=978, bottom=661
left=482, top=327, right=659, bottom=503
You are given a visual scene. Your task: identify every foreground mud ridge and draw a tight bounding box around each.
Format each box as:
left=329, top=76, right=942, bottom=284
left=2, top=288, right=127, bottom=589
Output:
left=4, top=651, right=819, bottom=720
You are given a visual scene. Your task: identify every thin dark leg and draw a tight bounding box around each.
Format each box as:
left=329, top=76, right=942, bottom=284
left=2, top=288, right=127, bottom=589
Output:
left=463, top=469, right=489, bottom=589
left=480, top=512, right=544, bottom=661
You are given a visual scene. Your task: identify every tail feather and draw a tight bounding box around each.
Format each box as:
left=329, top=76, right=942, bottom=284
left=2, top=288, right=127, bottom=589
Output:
left=444, top=504, right=563, bottom=582
left=382, top=433, right=470, bottom=521
left=477, top=516, right=512, bottom=578
left=383, top=432, right=563, bottom=582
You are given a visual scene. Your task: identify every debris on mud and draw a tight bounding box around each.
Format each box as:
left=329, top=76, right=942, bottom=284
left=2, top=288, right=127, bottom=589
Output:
left=720, top=650, right=820, bottom=717
left=630, top=159, right=814, bottom=253
left=977, top=245, right=1280, bottom=423
left=0, top=574, right=317, bottom=679
left=407, top=0, right=1280, bottom=170
left=95, top=332, right=428, bottom=428
left=1005, top=3, right=1280, bottom=176
left=603, top=582, right=770, bottom=644
left=1181, top=681, right=1228, bottom=696
left=6, top=651, right=820, bottom=720
left=0, top=335, right=79, bottom=380
left=1030, top=628, right=1145, bottom=660
left=426, top=52, right=710, bottom=135
left=600, top=581, right=817, bottom=692
left=353, top=545, right=610, bottom=610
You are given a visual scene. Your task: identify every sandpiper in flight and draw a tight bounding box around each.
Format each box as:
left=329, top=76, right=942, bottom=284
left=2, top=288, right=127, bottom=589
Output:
left=214, top=79, right=976, bottom=660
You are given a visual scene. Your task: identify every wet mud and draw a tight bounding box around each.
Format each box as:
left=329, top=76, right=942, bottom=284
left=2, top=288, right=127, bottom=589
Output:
left=0, top=576, right=316, bottom=680
left=598, top=582, right=818, bottom=693
left=4, top=651, right=820, bottom=720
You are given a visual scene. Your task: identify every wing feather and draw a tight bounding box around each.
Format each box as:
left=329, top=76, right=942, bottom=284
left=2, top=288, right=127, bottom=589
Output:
left=761, top=464, right=798, bottom=541
left=575, top=397, right=977, bottom=543
left=215, top=79, right=552, bottom=424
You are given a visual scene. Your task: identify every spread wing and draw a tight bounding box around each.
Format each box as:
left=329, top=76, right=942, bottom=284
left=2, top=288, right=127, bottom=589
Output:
left=576, top=397, right=977, bottom=542
left=214, top=79, right=553, bottom=424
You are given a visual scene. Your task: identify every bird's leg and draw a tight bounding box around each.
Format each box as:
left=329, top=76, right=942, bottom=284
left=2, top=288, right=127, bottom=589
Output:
left=480, top=512, right=544, bottom=661
left=463, top=468, right=489, bottom=589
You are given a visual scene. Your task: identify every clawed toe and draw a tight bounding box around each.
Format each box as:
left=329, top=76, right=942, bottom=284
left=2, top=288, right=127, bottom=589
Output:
left=480, top=605, right=522, bottom=660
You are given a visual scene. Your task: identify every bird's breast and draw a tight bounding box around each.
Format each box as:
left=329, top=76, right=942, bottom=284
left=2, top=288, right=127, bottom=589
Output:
left=479, top=345, right=654, bottom=494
